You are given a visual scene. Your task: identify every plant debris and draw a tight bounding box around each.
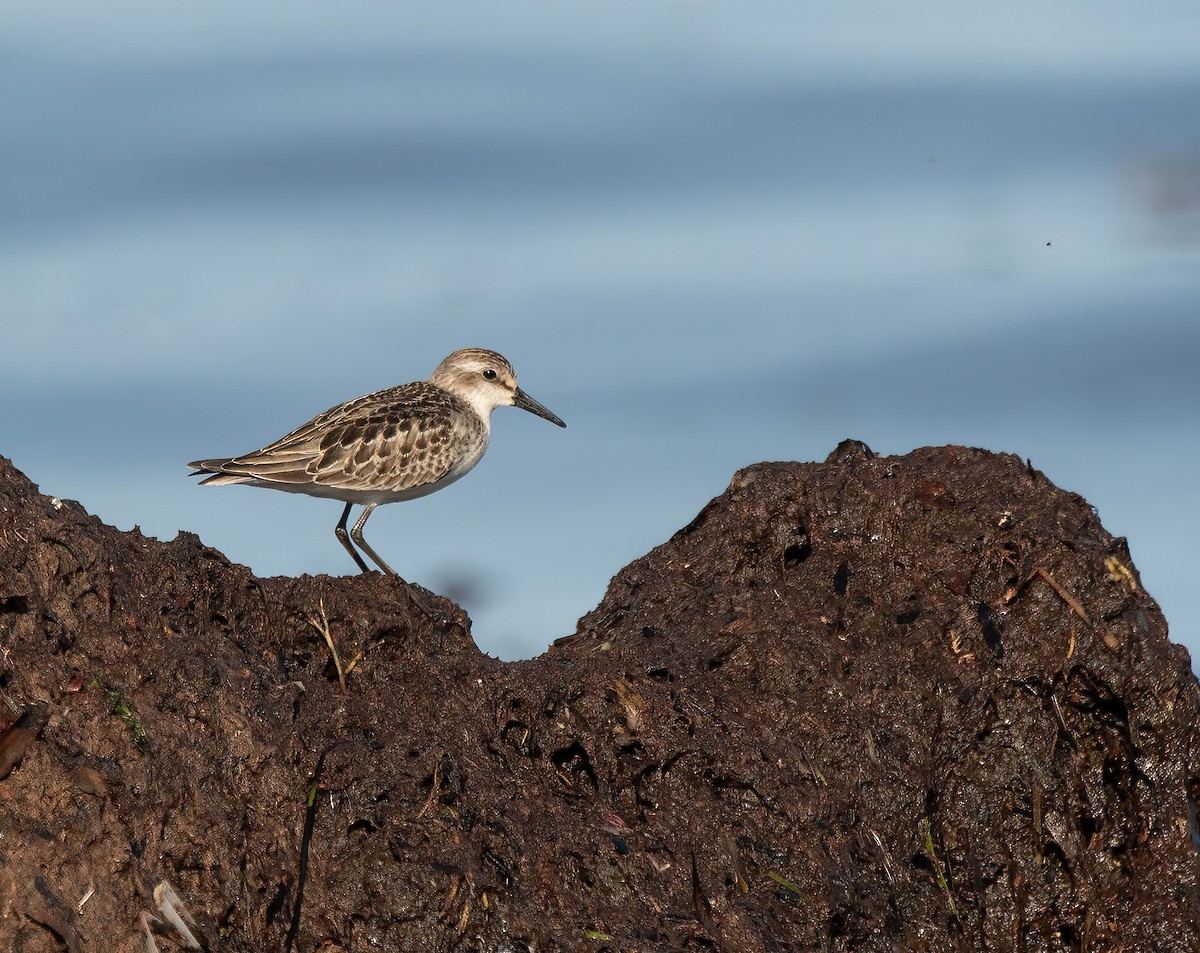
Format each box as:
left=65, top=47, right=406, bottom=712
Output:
left=1, top=444, right=1197, bottom=950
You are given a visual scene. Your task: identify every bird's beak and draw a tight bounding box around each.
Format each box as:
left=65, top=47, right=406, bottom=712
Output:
left=513, top=388, right=566, bottom=428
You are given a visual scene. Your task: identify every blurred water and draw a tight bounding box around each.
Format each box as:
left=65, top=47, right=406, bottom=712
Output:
left=2, top=2, right=1199, bottom=660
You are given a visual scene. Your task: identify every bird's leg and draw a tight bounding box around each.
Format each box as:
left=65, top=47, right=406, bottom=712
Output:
left=350, top=503, right=440, bottom=617
left=349, top=503, right=396, bottom=575
left=335, top=502, right=371, bottom=574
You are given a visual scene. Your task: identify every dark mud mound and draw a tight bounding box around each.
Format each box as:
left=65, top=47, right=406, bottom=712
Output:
left=1, top=443, right=1197, bottom=952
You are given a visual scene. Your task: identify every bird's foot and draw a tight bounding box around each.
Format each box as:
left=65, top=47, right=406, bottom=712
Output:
left=396, top=581, right=442, bottom=621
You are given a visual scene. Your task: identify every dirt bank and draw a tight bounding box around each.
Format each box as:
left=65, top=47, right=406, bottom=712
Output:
left=1, top=443, right=1197, bottom=951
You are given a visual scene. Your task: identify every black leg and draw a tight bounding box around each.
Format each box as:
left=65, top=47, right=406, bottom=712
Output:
left=335, top=502, right=370, bottom=573
left=346, top=503, right=438, bottom=617
left=349, top=503, right=396, bottom=575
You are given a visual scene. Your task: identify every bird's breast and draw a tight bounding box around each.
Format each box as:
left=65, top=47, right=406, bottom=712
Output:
left=445, top=426, right=490, bottom=481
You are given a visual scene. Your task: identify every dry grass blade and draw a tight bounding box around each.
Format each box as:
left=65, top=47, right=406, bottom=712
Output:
left=306, top=598, right=348, bottom=694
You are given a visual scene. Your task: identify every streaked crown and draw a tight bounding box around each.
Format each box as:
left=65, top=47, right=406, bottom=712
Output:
left=429, top=348, right=519, bottom=417
left=428, top=348, right=566, bottom=428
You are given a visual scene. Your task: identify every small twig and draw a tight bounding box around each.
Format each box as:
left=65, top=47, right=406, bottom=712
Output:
left=305, top=599, right=347, bottom=694
left=869, top=828, right=897, bottom=885
left=1030, top=567, right=1091, bottom=623
left=796, top=738, right=826, bottom=786
left=417, top=757, right=442, bottom=818
left=1050, top=693, right=1077, bottom=750
left=343, top=649, right=365, bottom=676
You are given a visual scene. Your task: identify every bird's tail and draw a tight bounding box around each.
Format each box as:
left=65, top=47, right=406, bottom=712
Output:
left=188, top=458, right=253, bottom=485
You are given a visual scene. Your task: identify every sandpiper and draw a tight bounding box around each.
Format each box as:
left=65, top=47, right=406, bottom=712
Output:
left=189, top=348, right=565, bottom=577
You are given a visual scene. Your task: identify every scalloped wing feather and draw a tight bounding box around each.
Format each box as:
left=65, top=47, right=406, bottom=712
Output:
left=207, top=382, right=486, bottom=494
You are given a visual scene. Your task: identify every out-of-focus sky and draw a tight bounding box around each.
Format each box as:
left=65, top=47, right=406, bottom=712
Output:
left=3, top=2, right=1198, bottom=661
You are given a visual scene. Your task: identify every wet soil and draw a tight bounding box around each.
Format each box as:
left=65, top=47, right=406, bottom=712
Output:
left=1, top=442, right=1197, bottom=951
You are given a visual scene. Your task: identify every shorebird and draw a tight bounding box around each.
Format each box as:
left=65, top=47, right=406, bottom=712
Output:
left=189, top=348, right=565, bottom=577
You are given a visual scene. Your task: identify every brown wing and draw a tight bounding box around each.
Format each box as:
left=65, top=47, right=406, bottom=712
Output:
left=214, top=383, right=483, bottom=493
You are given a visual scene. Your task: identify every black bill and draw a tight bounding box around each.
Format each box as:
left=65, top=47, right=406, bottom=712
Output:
left=513, top=388, right=566, bottom=427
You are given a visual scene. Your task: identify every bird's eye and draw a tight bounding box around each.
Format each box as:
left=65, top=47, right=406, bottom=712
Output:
left=482, top=368, right=498, bottom=381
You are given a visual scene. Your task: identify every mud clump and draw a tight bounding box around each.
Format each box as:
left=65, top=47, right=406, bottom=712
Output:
left=0, top=442, right=1197, bottom=951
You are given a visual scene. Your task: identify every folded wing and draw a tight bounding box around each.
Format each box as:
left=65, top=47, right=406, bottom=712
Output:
left=189, top=383, right=482, bottom=494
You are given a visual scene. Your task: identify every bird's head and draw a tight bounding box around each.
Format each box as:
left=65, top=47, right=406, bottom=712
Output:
left=431, top=348, right=566, bottom=427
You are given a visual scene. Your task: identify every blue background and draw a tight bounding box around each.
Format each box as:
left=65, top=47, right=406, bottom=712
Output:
left=3, top=2, right=1198, bottom=660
